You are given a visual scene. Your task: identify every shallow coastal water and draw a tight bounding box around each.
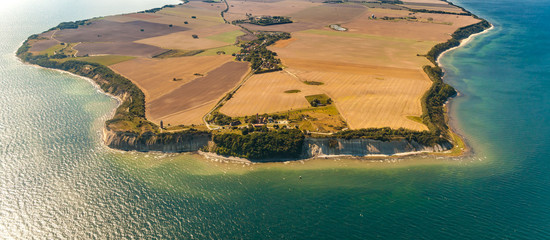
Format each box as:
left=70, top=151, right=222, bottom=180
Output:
left=1, top=0, right=550, bottom=239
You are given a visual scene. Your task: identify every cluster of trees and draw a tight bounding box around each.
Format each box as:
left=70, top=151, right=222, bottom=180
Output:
left=17, top=41, right=151, bottom=134
left=379, top=0, right=403, bottom=4
left=421, top=65, right=456, bottom=133
left=380, top=16, right=416, bottom=21
left=138, top=4, right=179, bottom=13
left=210, top=112, right=234, bottom=126
left=420, top=20, right=490, bottom=134
left=48, top=20, right=89, bottom=31
left=50, top=53, right=68, bottom=59
left=426, top=20, right=490, bottom=64
left=333, top=127, right=447, bottom=146
left=452, top=20, right=492, bottom=40
left=233, top=16, right=293, bottom=26
left=241, top=125, right=269, bottom=135
left=408, top=8, right=470, bottom=16
left=235, top=32, right=290, bottom=72
left=213, top=129, right=305, bottom=160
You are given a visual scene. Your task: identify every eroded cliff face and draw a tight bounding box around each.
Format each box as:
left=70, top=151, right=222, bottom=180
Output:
left=303, top=138, right=453, bottom=158
left=103, top=129, right=453, bottom=159
left=103, top=128, right=211, bottom=152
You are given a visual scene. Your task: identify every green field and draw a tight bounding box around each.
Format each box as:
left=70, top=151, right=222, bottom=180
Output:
left=55, top=55, right=135, bottom=65
left=407, top=115, right=424, bottom=124
left=205, top=30, right=245, bottom=43
left=39, top=44, right=66, bottom=56
left=197, top=45, right=241, bottom=56
left=305, top=94, right=332, bottom=106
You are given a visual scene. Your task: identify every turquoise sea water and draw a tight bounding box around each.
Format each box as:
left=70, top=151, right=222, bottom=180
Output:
left=1, top=0, right=549, bottom=239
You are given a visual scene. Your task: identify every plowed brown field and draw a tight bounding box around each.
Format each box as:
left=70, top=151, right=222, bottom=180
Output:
left=146, top=61, right=249, bottom=125
left=110, top=55, right=234, bottom=102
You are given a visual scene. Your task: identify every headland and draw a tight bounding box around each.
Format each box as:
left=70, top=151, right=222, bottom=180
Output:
left=17, top=0, right=491, bottom=162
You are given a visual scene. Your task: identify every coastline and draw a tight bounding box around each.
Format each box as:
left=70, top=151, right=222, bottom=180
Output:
left=437, top=24, right=495, bottom=66
left=437, top=24, right=495, bottom=157
left=15, top=1, right=492, bottom=162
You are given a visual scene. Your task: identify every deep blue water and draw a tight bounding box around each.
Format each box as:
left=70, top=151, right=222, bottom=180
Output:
left=1, top=0, right=549, bottom=239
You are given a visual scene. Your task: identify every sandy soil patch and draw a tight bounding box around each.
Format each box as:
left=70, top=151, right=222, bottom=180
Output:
left=220, top=71, right=323, bottom=117
left=110, top=55, right=234, bottom=102
left=147, top=61, right=249, bottom=125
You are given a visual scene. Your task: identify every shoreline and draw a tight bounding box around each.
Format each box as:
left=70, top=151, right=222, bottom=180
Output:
left=437, top=24, right=494, bottom=157
left=437, top=24, right=494, bottom=66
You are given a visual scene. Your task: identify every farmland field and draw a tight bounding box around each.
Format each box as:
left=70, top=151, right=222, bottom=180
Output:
left=110, top=55, right=234, bottom=102
left=146, top=61, right=249, bottom=125
left=23, top=0, right=483, bottom=132
left=220, top=71, right=323, bottom=117
left=286, top=65, right=431, bottom=131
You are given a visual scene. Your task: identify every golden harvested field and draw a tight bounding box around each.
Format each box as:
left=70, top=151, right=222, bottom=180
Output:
left=135, top=24, right=243, bottom=50
left=110, top=55, right=234, bottom=102
left=225, top=0, right=322, bottom=22
left=155, top=102, right=216, bottom=126
left=220, top=71, right=324, bottom=117
left=343, top=9, right=480, bottom=41
left=285, top=62, right=431, bottom=131
left=290, top=4, right=366, bottom=25
left=271, top=31, right=435, bottom=69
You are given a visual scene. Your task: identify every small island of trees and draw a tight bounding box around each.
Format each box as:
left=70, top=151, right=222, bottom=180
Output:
left=232, top=16, right=293, bottom=26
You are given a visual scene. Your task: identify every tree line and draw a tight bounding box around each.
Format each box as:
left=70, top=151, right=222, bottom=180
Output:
left=213, top=129, right=305, bottom=160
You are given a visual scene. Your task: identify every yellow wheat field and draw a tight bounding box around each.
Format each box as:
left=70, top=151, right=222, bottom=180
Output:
left=284, top=63, right=431, bottom=131
left=219, top=71, right=324, bottom=117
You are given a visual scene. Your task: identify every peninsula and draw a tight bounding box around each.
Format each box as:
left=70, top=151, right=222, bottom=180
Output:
left=17, top=0, right=490, bottom=161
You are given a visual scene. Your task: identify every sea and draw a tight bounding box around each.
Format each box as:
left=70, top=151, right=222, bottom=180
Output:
left=1, top=0, right=549, bottom=239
